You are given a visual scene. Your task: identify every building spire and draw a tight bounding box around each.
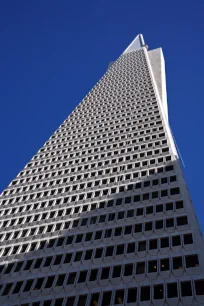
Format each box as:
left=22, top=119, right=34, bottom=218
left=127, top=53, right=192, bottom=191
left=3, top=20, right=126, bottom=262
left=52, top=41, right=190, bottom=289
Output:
left=123, top=34, right=145, bottom=54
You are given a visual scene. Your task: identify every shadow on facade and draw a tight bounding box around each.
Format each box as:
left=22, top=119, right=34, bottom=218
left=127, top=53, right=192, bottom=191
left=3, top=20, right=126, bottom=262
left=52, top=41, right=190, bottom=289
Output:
left=0, top=159, right=203, bottom=306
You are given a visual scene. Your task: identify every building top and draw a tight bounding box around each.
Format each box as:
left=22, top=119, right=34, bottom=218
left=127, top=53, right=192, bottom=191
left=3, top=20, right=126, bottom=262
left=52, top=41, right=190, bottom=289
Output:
left=123, top=34, right=145, bottom=54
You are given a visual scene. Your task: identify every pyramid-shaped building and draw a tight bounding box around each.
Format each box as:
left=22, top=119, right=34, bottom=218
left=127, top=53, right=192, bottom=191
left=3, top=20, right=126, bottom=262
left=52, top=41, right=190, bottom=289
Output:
left=0, top=34, right=204, bottom=306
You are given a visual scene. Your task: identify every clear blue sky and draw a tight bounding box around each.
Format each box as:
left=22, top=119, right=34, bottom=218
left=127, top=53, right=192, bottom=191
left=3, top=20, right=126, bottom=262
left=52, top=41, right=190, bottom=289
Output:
left=1, top=1, right=204, bottom=232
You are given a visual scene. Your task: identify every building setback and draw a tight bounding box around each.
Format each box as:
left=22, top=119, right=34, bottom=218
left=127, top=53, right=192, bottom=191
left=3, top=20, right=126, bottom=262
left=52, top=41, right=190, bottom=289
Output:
left=0, top=34, right=204, bottom=306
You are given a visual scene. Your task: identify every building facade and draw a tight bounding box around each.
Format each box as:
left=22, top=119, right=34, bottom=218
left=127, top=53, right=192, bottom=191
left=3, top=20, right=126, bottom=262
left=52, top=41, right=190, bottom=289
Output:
left=0, top=34, right=204, bottom=306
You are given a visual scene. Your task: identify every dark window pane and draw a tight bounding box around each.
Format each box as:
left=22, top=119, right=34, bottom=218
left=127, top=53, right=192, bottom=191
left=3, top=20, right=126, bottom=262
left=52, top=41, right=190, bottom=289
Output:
left=127, top=287, right=137, bottom=303
left=140, top=286, right=150, bottom=301
left=181, top=281, right=192, bottom=297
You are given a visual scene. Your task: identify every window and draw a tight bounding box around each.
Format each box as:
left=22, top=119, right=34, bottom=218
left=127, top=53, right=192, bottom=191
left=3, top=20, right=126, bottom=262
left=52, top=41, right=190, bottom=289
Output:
left=45, top=276, right=55, bottom=288
left=23, top=279, right=34, bottom=292
left=116, top=244, right=124, bottom=255
left=76, top=234, right=83, bottom=243
left=161, top=189, right=168, bottom=197
left=184, top=233, right=193, bottom=245
left=181, top=281, right=192, bottom=297
left=127, top=209, right=134, bottom=218
left=112, top=265, right=121, bottom=278
left=172, top=236, right=181, bottom=246
left=67, top=272, right=76, bottom=285
left=85, top=233, right=93, bottom=241
left=34, top=278, right=44, bottom=290
left=65, top=297, right=75, bottom=306
left=64, top=253, right=72, bottom=264
left=101, top=267, right=110, bottom=280
left=137, top=208, right=143, bottom=216
left=170, top=187, right=180, bottom=195
left=95, top=231, right=102, bottom=240
left=195, top=280, right=204, bottom=295
left=148, top=260, right=157, bottom=273
left=114, top=227, right=122, bottom=236
left=78, top=271, right=87, bottom=283
left=2, top=283, right=13, bottom=296
left=14, top=261, right=23, bottom=272
left=185, top=255, right=199, bottom=268
left=146, top=206, right=153, bottom=214
left=167, top=283, right=178, bottom=298
left=149, top=239, right=157, bottom=250
left=176, top=200, right=183, bottom=209
left=74, top=252, right=82, bottom=262
left=136, top=262, right=145, bottom=274
left=161, top=237, right=169, bottom=248
left=166, top=202, right=173, bottom=210
left=127, top=287, right=137, bottom=303
left=56, top=274, right=65, bottom=287
left=24, top=260, right=33, bottom=270
left=124, top=263, right=133, bottom=276
left=127, top=242, right=135, bottom=253
left=138, top=241, right=146, bottom=252
left=145, top=222, right=152, bottom=231
left=160, top=258, right=169, bottom=271
left=4, top=263, right=14, bottom=274
left=114, top=290, right=124, bottom=304
left=102, top=291, right=112, bottom=306
left=173, top=257, right=183, bottom=270
left=54, top=255, right=63, bottom=265
left=140, top=286, right=150, bottom=301
left=105, top=246, right=114, bottom=257
left=77, top=295, right=87, bottom=306
left=124, top=225, right=132, bottom=235
left=54, top=299, right=64, bottom=306
left=85, top=249, right=93, bottom=260
left=104, top=229, right=112, bottom=238
left=89, top=269, right=98, bottom=282
left=154, top=284, right=164, bottom=299
left=43, top=301, right=52, bottom=306
left=135, top=223, right=142, bottom=233
left=156, top=204, right=163, bottom=213
left=90, top=293, right=100, bottom=306
left=177, top=216, right=188, bottom=226
left=13, top=281, right=23, bottom=294
left=166, top=218, right=174, bottom=228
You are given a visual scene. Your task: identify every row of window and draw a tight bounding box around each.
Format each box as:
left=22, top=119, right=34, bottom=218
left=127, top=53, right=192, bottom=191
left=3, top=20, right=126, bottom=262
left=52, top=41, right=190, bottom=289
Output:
left=50, top=113, right=160, bottom=144
left=7, top=171, right=177, bottom=205
left=36, top=113, right=161, bottom=160
left=0, top=199, right=184, bottom=234
left=0, top=216, right=189, bottom=258
left=0, top=178, right=179, bottom=220
left=70, top=93, right=156, bottom=123
left=0, top=255, right=201, bottom=298
left=7, top=154, right=172, bottom=201
left=66, top=97, right=157, bottom=127
left=21, top=135, right=167, bottom=179
left=1, top=175, right=178, bottom=212
left=25, top=141, right=167, bottom=178
left=0, top=233, right=194, bottom=276
left=1, top=209, right=188, bottom=246
left=33, top=113, right=162, bottom=163
left=46, top=112, right=160, bottom=146
left=38, top=121, right=163, bottom=155
left=13, top=138, right=168, bottom=188
left=13, top=279, right=204, bottom=306
left=38, top=112, right=161, bottom=153
left=60, top=97, right=157, bottom=135
left=45, top=115, right=161, bottom=149
left=0, top=164, right=176, bottom=207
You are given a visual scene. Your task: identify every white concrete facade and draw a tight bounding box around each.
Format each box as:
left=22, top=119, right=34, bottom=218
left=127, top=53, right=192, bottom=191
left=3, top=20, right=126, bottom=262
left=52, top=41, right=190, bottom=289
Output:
left=0, top=34, right=204, bottom=306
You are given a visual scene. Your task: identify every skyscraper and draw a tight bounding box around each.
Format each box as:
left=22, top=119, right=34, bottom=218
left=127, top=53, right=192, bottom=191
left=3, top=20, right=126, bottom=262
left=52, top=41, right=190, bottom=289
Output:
left=0, top=34, right=204, bottom=306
